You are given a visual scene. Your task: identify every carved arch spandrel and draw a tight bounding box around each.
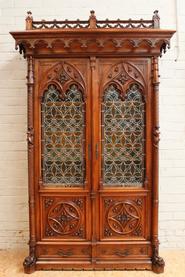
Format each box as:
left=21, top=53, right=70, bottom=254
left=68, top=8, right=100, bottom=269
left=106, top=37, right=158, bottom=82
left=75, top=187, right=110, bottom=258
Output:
left=100, top=61, right=146, bottom=99
left=39, top=61, right=86, bottom=99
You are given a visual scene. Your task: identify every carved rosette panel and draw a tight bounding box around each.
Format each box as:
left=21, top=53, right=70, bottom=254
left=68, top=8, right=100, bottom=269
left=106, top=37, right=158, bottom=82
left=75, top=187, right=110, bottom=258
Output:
left=103, top=198, right=144, bottom=238
left=43, top=198, right=85, bottom=239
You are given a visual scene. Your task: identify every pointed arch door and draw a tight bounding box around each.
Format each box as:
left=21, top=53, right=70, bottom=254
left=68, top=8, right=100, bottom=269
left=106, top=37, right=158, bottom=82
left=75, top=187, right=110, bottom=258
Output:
left=35, top=57, right=152, bottom=265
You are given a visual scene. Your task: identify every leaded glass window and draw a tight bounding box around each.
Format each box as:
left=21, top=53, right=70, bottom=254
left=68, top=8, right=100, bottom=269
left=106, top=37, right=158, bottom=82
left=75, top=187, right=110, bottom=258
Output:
left=102, top=83, right=145, bottom=187
left=41, top=84, right=85, bottom=186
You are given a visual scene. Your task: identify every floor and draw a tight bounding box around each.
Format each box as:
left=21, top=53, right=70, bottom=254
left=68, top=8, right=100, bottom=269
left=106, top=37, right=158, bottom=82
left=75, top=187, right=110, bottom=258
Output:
left=0, top=249, right=185, bottom=277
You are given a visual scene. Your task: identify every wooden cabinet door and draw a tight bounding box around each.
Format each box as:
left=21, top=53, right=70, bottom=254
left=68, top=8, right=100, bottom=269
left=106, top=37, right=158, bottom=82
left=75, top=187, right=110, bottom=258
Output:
left=94, top=58, right=153, bottom=259
left=34, top=58, right=93, bottom=249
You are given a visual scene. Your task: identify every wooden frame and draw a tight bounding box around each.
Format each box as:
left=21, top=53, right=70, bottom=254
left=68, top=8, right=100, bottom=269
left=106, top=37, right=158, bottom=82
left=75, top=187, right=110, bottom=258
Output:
left=10, top=10, right=175, bottom=274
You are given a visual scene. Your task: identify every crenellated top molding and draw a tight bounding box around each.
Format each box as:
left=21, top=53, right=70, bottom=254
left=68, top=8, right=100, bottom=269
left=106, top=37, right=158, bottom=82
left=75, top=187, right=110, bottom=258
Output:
left=10, top=11, right=175, bottom=58
left=25, top=10, right=159, bottom=30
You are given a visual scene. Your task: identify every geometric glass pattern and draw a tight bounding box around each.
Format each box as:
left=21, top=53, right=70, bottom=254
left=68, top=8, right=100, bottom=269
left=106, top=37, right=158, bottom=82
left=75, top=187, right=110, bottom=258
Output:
left=102, top=83, right=145, bottom=187
left=41, top=84, right=85, bottom=186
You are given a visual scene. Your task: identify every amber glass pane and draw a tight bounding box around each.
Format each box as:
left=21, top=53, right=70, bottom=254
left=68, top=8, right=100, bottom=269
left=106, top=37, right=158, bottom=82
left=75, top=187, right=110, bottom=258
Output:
left=41, top=84, right=85, bottom=186
left=102, top=84, right=145, bottom=187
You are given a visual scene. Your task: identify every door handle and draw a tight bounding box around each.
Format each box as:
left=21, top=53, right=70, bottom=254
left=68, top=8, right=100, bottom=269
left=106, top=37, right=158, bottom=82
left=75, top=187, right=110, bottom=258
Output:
left=95, top=143, right=98, bottom=160
left=88, top=144, right=91, bottom=159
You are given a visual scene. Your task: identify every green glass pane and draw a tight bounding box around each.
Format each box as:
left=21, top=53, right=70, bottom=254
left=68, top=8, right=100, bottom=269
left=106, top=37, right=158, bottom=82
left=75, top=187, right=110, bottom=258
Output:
left=103, top=84, right=145, bottom=187
left=42, top=84, right=84, bottom=186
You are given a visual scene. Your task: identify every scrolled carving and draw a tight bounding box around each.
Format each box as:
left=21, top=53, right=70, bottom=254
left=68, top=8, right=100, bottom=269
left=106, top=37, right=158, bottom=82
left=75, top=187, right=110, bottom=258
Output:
left=152, top=245, right=165, bottom=273
left=44, top=198, right=54, bottom=208
left=104, top=199, right=113, bottom=208
left=73, top=199, right=84, bottom=208
left=23, top=255, right=36, bottom=267
left=27, top=127, right=34, bottom=145
left=135, top=199, right=143, bottom=206
left=133, top=226, right=142, bottom=236
left=45, top=227, right=55, bottom=237
left=23, top=252, right=36, bottom=273
left=114, top=249, right=130, bottom=257
left=153, top=126, right=160, bottom=148
left=57, top=248, right=73, bottom=257
left=104, top=228, right=113, bottom=237
left=81, top=247, right=91, bottom=256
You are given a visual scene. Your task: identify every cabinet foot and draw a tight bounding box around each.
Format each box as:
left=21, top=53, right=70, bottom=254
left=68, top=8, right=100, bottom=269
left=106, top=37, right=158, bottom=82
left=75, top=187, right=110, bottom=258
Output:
left=23, top=255, right=36, bottom=274
left=152, top=255, right=165, bottom=274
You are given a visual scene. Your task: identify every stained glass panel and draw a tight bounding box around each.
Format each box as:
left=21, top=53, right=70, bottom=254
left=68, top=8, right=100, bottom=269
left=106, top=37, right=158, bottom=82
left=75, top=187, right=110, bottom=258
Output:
left=102, top=84, right=145, bottom=187
left=41, top=84, right=85, bottom=186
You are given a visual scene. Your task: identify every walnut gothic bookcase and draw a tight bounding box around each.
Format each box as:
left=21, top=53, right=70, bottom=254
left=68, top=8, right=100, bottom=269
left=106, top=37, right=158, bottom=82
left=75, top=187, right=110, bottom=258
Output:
left=10, top=11, right=174, bottom=274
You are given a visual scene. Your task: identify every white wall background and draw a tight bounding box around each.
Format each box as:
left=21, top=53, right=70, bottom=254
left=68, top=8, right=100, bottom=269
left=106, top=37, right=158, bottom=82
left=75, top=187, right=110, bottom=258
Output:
left=0, top=0, right=185, bottom=249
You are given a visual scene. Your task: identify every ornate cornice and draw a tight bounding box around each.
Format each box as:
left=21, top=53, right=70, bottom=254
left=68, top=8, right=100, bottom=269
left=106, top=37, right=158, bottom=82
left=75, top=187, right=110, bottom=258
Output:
left=10, top=11, right=175, bottom=58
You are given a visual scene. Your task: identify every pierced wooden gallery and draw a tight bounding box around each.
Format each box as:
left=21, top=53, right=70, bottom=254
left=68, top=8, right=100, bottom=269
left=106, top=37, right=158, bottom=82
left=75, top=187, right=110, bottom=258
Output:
left=10, top=10, right=175, bottom=273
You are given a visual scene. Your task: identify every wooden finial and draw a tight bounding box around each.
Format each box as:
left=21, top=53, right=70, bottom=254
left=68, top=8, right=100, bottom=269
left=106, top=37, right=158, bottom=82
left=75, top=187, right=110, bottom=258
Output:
left=26, top=11, right=33, bottom=30
left=153, top=10, right=160, bottom=29
left=89, top=10, right=97, bottom=28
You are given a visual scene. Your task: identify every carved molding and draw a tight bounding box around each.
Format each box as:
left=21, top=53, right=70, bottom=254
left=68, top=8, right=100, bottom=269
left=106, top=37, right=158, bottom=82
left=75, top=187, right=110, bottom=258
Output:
left=102, top=61, right=146, bottom=95
left=14, top=37, right=171, bottom=58
left=39, top=61, right=86, bottom=98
